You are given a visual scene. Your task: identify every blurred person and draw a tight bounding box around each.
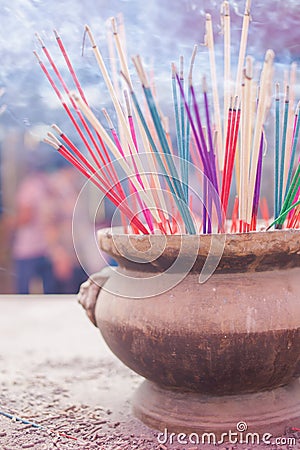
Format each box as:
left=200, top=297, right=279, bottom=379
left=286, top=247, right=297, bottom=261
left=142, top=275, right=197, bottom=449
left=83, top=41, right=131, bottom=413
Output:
left=11, top=156, right=56, bottom=294
left=47, top=161, right=88, bottom=294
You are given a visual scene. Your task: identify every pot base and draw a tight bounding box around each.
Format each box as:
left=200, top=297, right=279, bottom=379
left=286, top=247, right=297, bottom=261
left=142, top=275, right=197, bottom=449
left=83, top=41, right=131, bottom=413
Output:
left=133, top=378, right=300, bottom=439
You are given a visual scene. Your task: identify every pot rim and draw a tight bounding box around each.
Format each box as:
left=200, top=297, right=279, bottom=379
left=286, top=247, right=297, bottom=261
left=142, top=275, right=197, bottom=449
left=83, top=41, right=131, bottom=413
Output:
left=97, top=227, right=300, bottom=273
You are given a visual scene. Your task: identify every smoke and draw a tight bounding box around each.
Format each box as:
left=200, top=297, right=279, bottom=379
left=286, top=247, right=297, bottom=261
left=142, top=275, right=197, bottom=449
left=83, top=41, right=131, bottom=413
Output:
left=0, top=0, right=299, bottom=132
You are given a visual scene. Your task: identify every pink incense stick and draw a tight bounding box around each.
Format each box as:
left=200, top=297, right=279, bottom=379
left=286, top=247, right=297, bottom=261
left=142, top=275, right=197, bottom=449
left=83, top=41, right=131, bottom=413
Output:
left=104, top=116, right=154, bottom=232
left=37, top=39, right=111, bottom=168
left=34, top=51, right=103, bottom=170
left=123, top=91, right=155, bottom=233
left=230, top=196, right=239, bottom=233
left=35, top=48, right=127, bottom=208
left=221, top=106, right=240, bottom=218
left=53, top=30, right=113, bottom=166
left=55, top=126, right=128, bottom=205
left=56, top=143, right=149, bottom=234
left=54, top=30, right=88, bottom=104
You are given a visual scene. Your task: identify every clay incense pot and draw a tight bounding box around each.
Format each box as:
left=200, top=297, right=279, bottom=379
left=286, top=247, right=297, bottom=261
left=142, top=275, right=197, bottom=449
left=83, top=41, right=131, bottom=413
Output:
left=78, top=227, right=300, bottom=437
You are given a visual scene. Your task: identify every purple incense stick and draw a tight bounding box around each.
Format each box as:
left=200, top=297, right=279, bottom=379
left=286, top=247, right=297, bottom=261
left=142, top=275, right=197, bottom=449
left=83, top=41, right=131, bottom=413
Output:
left=252, top=133, right=264, bottom=220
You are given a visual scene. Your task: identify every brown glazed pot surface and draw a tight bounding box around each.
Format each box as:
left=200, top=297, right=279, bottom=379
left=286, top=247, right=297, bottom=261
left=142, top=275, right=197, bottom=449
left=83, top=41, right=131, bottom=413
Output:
left=95, top=228, right=300, bottom=396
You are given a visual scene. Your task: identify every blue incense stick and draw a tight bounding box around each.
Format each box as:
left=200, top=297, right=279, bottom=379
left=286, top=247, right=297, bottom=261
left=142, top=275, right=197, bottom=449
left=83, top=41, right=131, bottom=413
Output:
left=123, top=71, right=195, bottom=234
left=175, top=71, right=223, bottom=228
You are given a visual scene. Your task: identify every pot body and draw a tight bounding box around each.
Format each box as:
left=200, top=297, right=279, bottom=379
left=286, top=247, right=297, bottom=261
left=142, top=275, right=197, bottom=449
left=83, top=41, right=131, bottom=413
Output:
left=96, top=266, right=300, bottom=395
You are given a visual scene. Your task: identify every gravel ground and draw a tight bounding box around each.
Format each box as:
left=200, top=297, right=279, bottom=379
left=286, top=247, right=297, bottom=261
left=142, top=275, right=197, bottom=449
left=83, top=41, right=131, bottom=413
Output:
left=0, top=295, right=299, bottom=450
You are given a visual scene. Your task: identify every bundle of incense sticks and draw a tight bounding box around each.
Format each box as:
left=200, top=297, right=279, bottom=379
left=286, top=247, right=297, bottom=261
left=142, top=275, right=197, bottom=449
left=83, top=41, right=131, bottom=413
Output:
left=36, top=0, right=300, bottom=235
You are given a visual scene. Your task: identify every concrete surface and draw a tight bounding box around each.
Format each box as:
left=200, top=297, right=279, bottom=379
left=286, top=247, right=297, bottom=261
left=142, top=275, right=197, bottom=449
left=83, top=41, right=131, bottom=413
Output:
left=0, top=295, right=299, bottom=450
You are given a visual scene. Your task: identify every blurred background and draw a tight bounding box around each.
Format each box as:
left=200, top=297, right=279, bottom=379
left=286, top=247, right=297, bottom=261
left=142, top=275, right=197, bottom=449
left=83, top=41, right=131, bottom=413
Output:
left=0, top=0, right=300, bottom=293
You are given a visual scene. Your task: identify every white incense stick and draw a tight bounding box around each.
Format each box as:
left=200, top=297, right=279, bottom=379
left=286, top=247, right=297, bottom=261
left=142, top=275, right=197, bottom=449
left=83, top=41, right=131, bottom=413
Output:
left=110, top=18, right=169, bottom=218
left=71, top=91, right=161, bottom=223
left=246, top=49, right=274, bottom=223
left=84, top=25, right=132, bottom=159
left=222, top=1, right=231, bottom=173
left=204, top=13, right=223, bottom=170
left=239, top=56, right=253, bottom=223
left=234, top=0, right=251, bottom=97
left=85, top=25, right=160, bottom=218
left=283, top=62, right=297, bottom=193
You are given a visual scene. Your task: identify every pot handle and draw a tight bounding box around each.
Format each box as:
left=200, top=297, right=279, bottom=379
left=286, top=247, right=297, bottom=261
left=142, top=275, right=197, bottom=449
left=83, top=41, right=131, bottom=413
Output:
left=77, top=266, right=112, bottom=327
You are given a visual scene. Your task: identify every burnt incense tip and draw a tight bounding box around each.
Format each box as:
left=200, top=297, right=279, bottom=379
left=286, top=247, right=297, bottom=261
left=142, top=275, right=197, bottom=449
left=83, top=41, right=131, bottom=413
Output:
left=53, top=29, right=60, bottom=39
left=223, top=1, right=230, bottom=15
left=120, top=71, right=134, bottom=94
left=245, top=0, right=251, bottom=14
left=51, top=124, right=62, bottom=135
left=111, top=17, right=117, bottom=34
left=188, top=45, right=197, bottom=85
left=70, top=91, right=80, bottom=103
left=102, top=108, right=114, bottom=129
left=192, top=44, right=198, bottom=55
left=44, top=137, right=59, bottom=150
left=244, top=56, right=253, bottom=80
left=84, top=24, right=95, bottom=46
left=47, top=131, right=61, bottom=147
left=285, top=85, right=290, bottom=102
left=124, top=90, right=132, bottom=116
left=233, top=96, right=239, bottom=110
left=265, top=49, right=275, bottom=63
left=179, top=55, right=184, bottom=79
left=202, top=75, right=208, bottom=93
left=33, top=50, right=42, bottom=63
left=132, top=55, right=149, bottom=88
left=35, top=32, right=46, bottom=48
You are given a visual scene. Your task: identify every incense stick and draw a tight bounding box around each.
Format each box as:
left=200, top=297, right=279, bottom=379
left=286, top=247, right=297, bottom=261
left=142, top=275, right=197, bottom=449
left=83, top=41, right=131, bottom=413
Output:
left=45, top=134, right=149, bottom=234
left=222, top=1, right=231, bottom=172
left=285, top=102, right=300, bottom=195
left=278, top=85, right=290, bottom=212
left=84, top=25, right=159, bottom=223
left=37, top=6, right=300, bottom=235
left=70, top=91, right=162, bottom=226
left=121, top=70, right=190, bottom=230
left=176, top=69, right=223, bottom=229
left=204, top=13, right=223, bottom=170
left=275, top=82, right=280, bottom=219
left=110, top=18, right=169, bottom=222
left=184, top=45, right=198, bottom=205
left=133, top=55, right=196, bottom=234
left=234, top=0, right=251, bottom=97
left=246, top=49, right=274, bottom=224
